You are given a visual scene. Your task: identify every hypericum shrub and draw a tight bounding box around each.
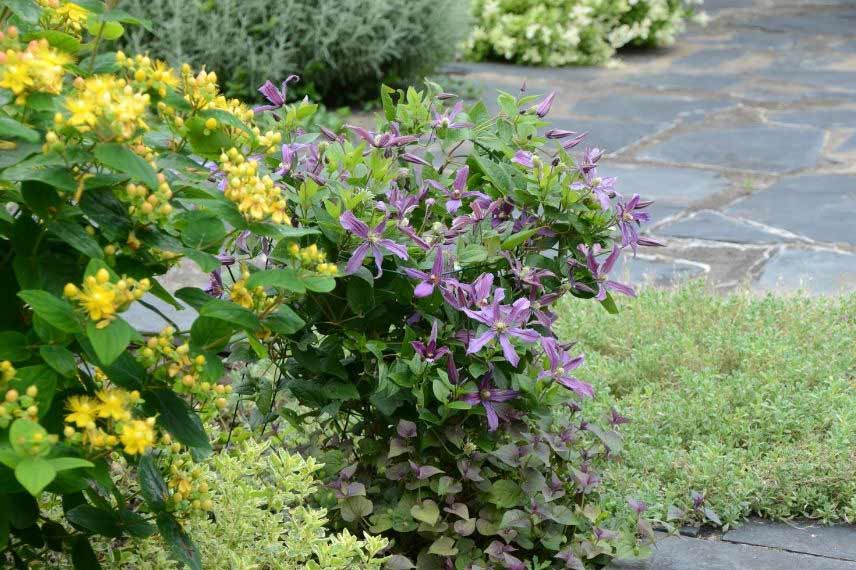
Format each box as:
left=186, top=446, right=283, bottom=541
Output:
left=119, top=0, right=471, bottom=105
left=71, top=438, right=389, bottom=569
left=465, top=0, right=704, bottom=66
left=0, top=2, right=351, bottom=567
left=201, top=74, right=666, bottom=565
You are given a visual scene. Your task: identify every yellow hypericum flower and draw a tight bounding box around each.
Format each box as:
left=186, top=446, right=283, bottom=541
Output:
left=0, top=39, right=71, bottom=103
left=119, top=418, right=156, bottom=455
left=60, top=75, right=150, bottom=141
left=65, top=395, right=98, bottom=428
left=95, top=389, right=131, bottom=421
left=51, top=2, right=90, bottom=34
left=64, top=269, right=151, bottom=327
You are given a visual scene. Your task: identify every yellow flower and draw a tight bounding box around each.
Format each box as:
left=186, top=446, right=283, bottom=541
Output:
left=65, top=396, right=98, bottom=428
left=60, top=75, right=150, bottom=141
left=119, top=419, right=156, bottom=455
left=53, top=3, right=90, bottom=33
left=0, top=40, right=71, bottom=103
left=96, top=389, right=131, bottom=421
left=64, top=271, right=151, bottom=326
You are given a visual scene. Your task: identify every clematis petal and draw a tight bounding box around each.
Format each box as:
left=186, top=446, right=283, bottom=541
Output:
left=467, top=330, right=496, bottom=355
left=340, top=211, right=370, bottom=238
left=345, top=242, right=371, bottom=274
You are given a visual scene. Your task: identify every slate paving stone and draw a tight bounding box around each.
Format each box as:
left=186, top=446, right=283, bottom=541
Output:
left=122, top=293, right=198, bottom=334
left=754, top=248, right=856, bottom=294
left=609, top=535, right=856, bottom=569
left=622, top=72, right=741, bottom=93
left=674, top=48, right=747, bottom=69
left=616, top=256, right=707, bottom=287
left=638, top=125, right=825, bottom=173
left=702, top=0, right=757, bottom=11
left=741, top=11, right=856, bottom=36
left=658, top=210, right=782, bottom=244
left=550, top=118, right=666, bottom=154
left=725, top=174, right=856, bottom=244
left=724, top=519, right=856, bottom=562
left=571, top=94, right=732, bottom=124
left=768, top=108, right=856, bottom=129
left=758, top=70, right=856, bottom=93
left=729, top=82, right=853, bottom=104
left=837, top=133, right=856, bottom=152
left=598, top=164, right=731, bottom=222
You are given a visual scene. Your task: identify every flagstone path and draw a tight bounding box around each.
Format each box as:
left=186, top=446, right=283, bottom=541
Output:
left=449, top=0, right=856, bottom=295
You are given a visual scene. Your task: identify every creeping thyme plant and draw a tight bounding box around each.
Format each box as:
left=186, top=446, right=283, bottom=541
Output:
left=466, top=0, right=705, bottom=66
left=2, top=0, right=665, bottom=568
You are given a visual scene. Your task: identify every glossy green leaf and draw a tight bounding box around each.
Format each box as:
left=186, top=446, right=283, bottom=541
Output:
left=156, top=511, right=201, bottom=570
left=0, top=331, right=30, bottom=361
left=48, top=219, right=104, bottom=259
left=15, top=457, right=56, bottom=496
left=199, top=299, right=259, bottom=330
left=138, top=454, right=168, bottom=512
left=246, top=268, right=305, bottom=293
left=70, top=535, right=101, bottom=569
left=18, top=290, right=81, bottom=333
left=93, top=143, right=158, bottom=190
left=39, top=345, right=77, bottom=377
left=86, top=317, right=132, bottom=365
left=0, top=115, right=39, bottom=142
left=145, top=390, right=212, bottom=460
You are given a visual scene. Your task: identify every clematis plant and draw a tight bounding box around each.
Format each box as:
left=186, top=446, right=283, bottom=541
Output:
left=214, top=81, right=665, bottom=568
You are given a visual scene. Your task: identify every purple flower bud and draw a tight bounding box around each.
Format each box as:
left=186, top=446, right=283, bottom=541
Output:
left=545, top=129, right=576, bottom=139
left=628, top=498, right=648, bottom=515
left=535, top=91, right=556, bottom=118
left=437, top=92, right=457, bottom=100
left=401, top=153, right=430, bottom=166
left=561, top=132, right=588, bottom=150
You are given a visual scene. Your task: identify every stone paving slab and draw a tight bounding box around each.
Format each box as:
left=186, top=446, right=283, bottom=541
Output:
left=609, top=535, right=856, bottom=570
left=638, top=125, right=826, bottom=173
left=658, top=210, right=783, bottom=244
left=725, top=175, right=856, bottom=245
left=550, top=118, right=666, bottom=154
left=723, top=519, right=856, bottom=562
left=571, top=94, right=732, bottom=124
left=754, top=248, right=856, bottom=294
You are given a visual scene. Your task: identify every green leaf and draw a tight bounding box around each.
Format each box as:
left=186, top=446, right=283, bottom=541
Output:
left=429, top=536, right=459, bottom=556
left=600, top=292, right=619, bottom=315
left=66, top=504, right=121, bottom=537
left=1, top=0, right=42, bottom=23
left=471, top=153, right=515, bottom=194
left=25, top=29, right=81, bottom=53
left=197, top=109, right=255, bottom=141
left=380, top=84, right=396, bottom=122
left=18, top=290, right=82, bottom=333
left=0, top=115, right=39, bottom=142
left=48, top=220, right=104, bottom=259
left=189, top=316, right=234, bottom=352
left=39, top=345, right=77, bottom=377
left=410, top=499, right=440, bottom=525
left=49, top=457, right=94, bottom=472
left=11, top=366, right=57, bottom=418
left=86, top=318, right=132, bottom=365
left=93, top=143, right=158, bottom=190
left=15, top=457, right=56, bottom=496
left=246, top=268, right=305, bottom=293
left=0, top=331, right=30, bottom=361
left=302, top=272, right=336, bottom=293
left=488, top=480, right=523, bottom=508
left=70, top=535, right=101, bottom=569
left=9, top=418, right=50, bottom=457
left=501, top=228, right=539, bottom=250
left=86, top=19, right=124, bottom=40
left=156, top=511, right=201, bottom=570
left=263, top=304, right=305, bottom=335
left=174, top=287, right=213, bottom=311
left=340, top=496, right=373, bottom=522
left=199, top=299, right=259, bottom=330
left=0, top=496, right=8, bottom=551
left=179, top=211, right=226, bottom=250
left=145, top=390, right=212, bottom=460
left=138, top=454, right=168, bottom=512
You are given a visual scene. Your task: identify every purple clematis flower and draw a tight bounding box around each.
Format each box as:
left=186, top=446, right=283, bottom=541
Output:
left=463, top=288, right=540, bottom=367
left=616, top=193, right=653, bottom=253
left=432, top=100, right=472, bottom=129
left=539, top=337, right=593, bottom=397
left=577, top=244, right=636, bottom=301
left=512, top=150, right=535, bottom=168
left=426, top=166, right=486, bottom=214
left=403, top=248, right=449, bottom=298
left=529, top=290, right=562, bottom=329
left=459, top=373, right=519, bottom=432
left=340, top=211, right=409, bottom=277
left=545, top=128, right=576, bottom=139
left=411, top=320, right=450, bottom=363
left=505, top=253, right=555, bottom=288
left=579, top=147, right=604, bottom=175
left=253, top=75, right=299, bottom=115
left=346, top=123, right=418, bottom=149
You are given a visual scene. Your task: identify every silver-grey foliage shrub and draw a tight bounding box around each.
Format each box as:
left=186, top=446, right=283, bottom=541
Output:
left=120, top=0, right=470, bottom=104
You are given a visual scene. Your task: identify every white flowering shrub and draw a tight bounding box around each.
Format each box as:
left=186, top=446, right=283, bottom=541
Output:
left=74, top=439, right=389, bottom=569
left=466, top=0, right=704, bottom=66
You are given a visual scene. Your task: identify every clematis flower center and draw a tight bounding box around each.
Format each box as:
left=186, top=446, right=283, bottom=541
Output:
left=556, top=367, right=565, bottom=375
left=494, top=320, right=508, bottom=332
left=366, top=231, right=379, bottom=244
left=591, top=177, right=602, bottom=186
left=622, top=211, right=634, bottom=222
left=480, top=389, right=492, bottom=400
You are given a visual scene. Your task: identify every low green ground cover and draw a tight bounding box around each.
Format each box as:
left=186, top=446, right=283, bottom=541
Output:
left=556, top=283, right=856, bottom=528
